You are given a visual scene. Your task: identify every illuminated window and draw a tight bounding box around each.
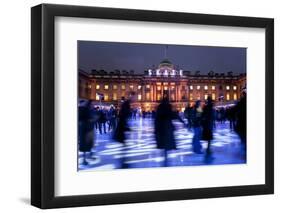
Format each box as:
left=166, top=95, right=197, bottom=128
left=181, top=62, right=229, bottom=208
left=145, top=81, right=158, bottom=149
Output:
left=104, top=85, right=109, bottom=90
left=189, top=85, right=193, bottom=90
left=234, top=93, right=237, bottom=100
left=88, top=84, right=92, bottom=89
left=146, top=85, right=150, bottom=89
left=121, top=84, right=126, bottom=90
left=138, top=94, right=142, bottom=100
left=138, top=85, right=142, bottom=90
left=164, top=86, right=168, bottom=90
left=204, top=94, right=208, bottom=100
left=197, top=85, right=201, bottom=90
left=226, top=93, right=230, bottom=100
left=170, top=82, right=175, bottom=85
left=233, top=86, right=237, bottom=90
left=189, top=93, right=193, bottom=100
left=95, top=93, right=100, bottom=100
left=146, top=93, right=150, bottom=100
left=113, top=93, right=117, bottom=100
left=130, top=85, right=134, bottom=90
left=212, top=93, right=216, bottom=100
left=212, top=86, right=216, bottom=90
left=204, top=85, right=208, bottom=90
left=226, top=86, right=230, bottom=90
left=96, top=84, right=100, bottom=90
left=104, top=94, right=108, bottom=101
left=113, top=85, right=118, bottom=90
left=170, top=86, right=175, bottom=90
left=157, top=86, right=161, bottom=91
left=157, top=93, right=162, bottom=101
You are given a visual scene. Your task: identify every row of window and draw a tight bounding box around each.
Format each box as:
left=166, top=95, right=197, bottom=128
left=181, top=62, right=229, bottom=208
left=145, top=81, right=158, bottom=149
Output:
left=93, top=84, right=237, bottom=91
left=189, top=85, right=237, bottom=91
left=95, top=92, right=238, bottom=102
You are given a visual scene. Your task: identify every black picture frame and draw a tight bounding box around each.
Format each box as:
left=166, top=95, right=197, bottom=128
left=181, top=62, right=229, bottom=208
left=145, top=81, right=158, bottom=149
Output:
left=31, top=3, right=274, bottom=209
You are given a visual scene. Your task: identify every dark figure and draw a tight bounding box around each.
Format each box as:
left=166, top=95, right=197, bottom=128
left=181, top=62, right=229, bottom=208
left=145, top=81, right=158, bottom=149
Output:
left=113, top=93, right=136, bottom=168
left=78, top=100, right=95, bottom=165
left=201, top=96, right=214, bottom=162
left=98, top=109, right=107, bottom=134
left=184, top=104, right=193, bottom=130
left=235, top=91, right=247, bottom=153
left=108, top=106, right=117, bottom=132
left=155, top=97, right=177, bottom=167
left=191, top=100, right=203, bottom=154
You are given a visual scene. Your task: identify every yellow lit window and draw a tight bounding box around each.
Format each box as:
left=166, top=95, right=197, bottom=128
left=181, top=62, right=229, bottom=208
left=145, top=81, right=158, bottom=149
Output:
left=104, top=94, right=108, bottom=101
left=157, top=93, right=162, bottom=101
left=234, top=93, right=237, bottom=100
left=212, top=86, right=215, bottom=90
left=189, top=85, right=193, bottom=90
left=146, top=85, right=150, bottom=89
left=189, top=94, right=193, bottom=100
left=113, top=93, right=117, bottom=100
left=113, top=85, right=118, bottom=90
left=170, top=86, right=175, bottom=90
left=204, top=85, right=208, bottom=90
left=226, top=86, right=230, bottom=90
left=233, top=86, right=237, bottom=90
left=104, top=85, right=109, bottom=90
left=130, top=85, right=134, bottom=90
left=226, top=93, right=230, bottom=100
left=157, top=86, right=161, bottom=91
left=197, top=85, right=201, bottom=90
left=164, top=86, right=168, bottom=90
left=138, top=94, right=142, bottom=100
left=96, top=84, right=100, bottom=90
left=204, top=94, right=208, bottom=100
left=121, top=84, right=126, bottom=90
left=212, top=93, right=216, bottom=100
left=96, top=93, right=100, bottom=100
left=138, top=85, right=142, bottom=90
left=146, top=93, right=150, bottom=100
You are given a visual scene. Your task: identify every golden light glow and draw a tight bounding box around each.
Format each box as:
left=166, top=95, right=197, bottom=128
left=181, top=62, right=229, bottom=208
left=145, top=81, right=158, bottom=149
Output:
left=157, top=93, right=161, bottom=101
left=157, top=86, right=161, bottom=91
left=113, top=93, right=117, bottom=100
left=104, top=94, right=108, bottom=101
left=212, top=85, right=215, bottom=90
left=204, top=94, right=208, bottom=100
left=121, top=84, right=126, bottom=90
left=130, top=85, right=134, bottom=90
left=95, top=93, right=100, bottom=100
left=226, top=93, right=230, bottom=100
left=233, top=86, right=237, bottom=90
left=138, top=94, right=142, bottom=100
left=104, top=85, right=109, bottom=90
left=226, top=86, right=230, bottom=90
left=138, top=85, right=142, bottom=89
left=234, top=93, right=237, bottom=100
left=189, top=93, right=193, bottom=100
left=212, top=93, right=216, bottom=100
left=190, top=85, right=193, bottom=90
left=146, top=93, right=150, bottom=100
left=164, top=86, right=168, bottom=90
left=113, top=85, right=118, bottom=90
left=96, top=84, right=100, bottom=90
left=146, top=85, right=150, bottom=89
left=197, top=85, right=200, bottom=90
left=204, top=85, right=208, bottom=90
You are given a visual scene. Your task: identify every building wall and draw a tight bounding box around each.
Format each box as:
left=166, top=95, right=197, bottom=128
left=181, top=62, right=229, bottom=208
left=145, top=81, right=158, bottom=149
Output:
left=79, top=71, right=246, bottom=111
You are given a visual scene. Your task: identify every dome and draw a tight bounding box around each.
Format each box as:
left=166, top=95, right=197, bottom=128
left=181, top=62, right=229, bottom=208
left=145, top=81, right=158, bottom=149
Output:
left=158, top=58, right=174, bottom=69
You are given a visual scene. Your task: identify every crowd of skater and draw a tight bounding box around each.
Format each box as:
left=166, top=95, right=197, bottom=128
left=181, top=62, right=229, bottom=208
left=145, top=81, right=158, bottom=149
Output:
left=79, top=91, right=246, bottom=167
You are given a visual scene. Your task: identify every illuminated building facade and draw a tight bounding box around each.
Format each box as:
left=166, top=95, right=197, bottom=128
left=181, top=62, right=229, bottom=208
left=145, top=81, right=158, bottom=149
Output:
left=79, top=59, right=246, bottom=111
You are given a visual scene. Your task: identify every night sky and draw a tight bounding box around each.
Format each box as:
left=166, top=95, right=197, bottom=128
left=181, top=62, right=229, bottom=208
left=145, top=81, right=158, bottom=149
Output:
left=78, top=41, right=246, bottom=75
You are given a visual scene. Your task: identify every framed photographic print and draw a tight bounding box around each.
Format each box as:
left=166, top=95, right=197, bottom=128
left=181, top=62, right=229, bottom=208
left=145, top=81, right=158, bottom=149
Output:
left=31, top=3, right=274, bottom=209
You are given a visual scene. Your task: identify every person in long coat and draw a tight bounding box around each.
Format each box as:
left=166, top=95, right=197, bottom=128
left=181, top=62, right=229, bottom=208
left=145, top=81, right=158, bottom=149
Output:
left=234, top=91, right=247, bottom=153
left=79, top=100, right=95, bottom=165
left=201, top=96, right=214, bottom=160
left=155, top=97, right=178, bottom=167
left=191, top=100, right=203, bottom=154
